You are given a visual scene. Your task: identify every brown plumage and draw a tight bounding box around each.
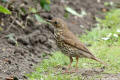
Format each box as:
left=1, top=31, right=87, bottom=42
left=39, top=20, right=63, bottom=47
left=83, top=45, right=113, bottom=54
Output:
left=47, top=17, right=106, bottom=71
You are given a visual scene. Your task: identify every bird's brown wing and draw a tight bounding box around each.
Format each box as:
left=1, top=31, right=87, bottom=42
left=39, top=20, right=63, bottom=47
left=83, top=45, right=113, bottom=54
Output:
left=62, top=30, right=95, bottom=57
left=61, top=29, right=107, bottom=66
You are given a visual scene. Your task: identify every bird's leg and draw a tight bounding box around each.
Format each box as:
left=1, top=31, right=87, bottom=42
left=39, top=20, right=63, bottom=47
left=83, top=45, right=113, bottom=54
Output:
left=66, top=56, right=79, bottom=73
left=70, top=56, right=79, bottom=73
left=75, top=56, right=79, bottom=71
left=68, top=56, right=73, bottom=70
left=64, top=56, right=73, bottom=73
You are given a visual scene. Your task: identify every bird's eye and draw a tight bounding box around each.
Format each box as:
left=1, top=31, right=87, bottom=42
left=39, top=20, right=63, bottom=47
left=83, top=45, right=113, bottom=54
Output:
left=54, top=21, right=58, bottom=25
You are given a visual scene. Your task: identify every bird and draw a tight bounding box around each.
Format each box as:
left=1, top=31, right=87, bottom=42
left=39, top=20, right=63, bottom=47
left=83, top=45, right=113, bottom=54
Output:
left=46, top=17, right=106, bottom=72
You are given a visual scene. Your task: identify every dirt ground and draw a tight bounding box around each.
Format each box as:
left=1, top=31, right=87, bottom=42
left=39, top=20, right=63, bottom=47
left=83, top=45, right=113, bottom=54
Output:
left=0, top=0, right=119, bottom=80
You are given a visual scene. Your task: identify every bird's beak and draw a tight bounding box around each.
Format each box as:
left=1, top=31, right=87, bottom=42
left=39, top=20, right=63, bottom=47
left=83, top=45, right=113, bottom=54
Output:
left=46, top=19, right=51, bottom=22
left=46, top=19, right=52, bottom=23
left=46, top=19, right=54, bottom=25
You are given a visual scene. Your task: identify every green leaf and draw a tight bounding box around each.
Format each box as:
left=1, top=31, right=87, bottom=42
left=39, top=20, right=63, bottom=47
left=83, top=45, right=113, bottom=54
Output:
left=43, top=4, right=50, bottom=11
left=40, top=0, right=51, bottom=11
left=65, top=6, right=81, bottom=17
left=64, top=12, right=69, bottom=18
left=20, top=7, right=27, bottom=14
left=65, top=6, right=86, bottom=18
left=1, top=0, right=8, bottom=3
left=29, top=8, right=48, bottom=24
left=104, top=1, right=114, bottom=6
left=6, top=33, right=18, bottom=46
left=30, top=8, right=37, bottom=13
left=0, top=5, right=11, bottom=14
left=46, top=0, right=51, bottom=4
left=34, top=14, right=47, bottom=23
left=80, top=9, right=87, bottom=17
left=0, top=27, right=3, bottom=31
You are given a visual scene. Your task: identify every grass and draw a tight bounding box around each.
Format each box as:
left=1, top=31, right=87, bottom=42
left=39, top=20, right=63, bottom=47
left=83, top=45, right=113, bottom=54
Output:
left=27, top=9, right=120, bottom=80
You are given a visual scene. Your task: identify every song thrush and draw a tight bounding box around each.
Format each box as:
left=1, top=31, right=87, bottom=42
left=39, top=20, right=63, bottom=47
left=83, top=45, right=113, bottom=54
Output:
left=47, top=17, right=106, bottom=71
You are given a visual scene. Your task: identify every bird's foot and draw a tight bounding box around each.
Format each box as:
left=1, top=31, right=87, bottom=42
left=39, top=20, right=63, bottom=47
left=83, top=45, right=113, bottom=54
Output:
left=61, top=70, right=70, bottom=74
left=70, top=68, right=78, bottom=73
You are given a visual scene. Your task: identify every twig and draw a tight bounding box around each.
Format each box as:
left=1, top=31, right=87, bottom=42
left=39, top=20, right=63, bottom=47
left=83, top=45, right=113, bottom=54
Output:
left=5, top=12, right=17, bottom=32
left=5, top=16, right=16, bottom=32
left=25, top=11, right=45, bottom=16
left=15, top=20, right=25, bottom=28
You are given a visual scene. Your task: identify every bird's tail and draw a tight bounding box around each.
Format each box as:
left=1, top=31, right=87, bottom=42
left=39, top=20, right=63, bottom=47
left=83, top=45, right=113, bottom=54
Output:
left=91, top=57, right=107, bottom=66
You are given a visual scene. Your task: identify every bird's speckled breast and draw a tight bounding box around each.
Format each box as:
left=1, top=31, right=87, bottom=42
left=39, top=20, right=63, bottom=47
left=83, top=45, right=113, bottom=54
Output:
left=54, top=30, right=64, bottom=47
left=54, top=30, right=84, bottom=57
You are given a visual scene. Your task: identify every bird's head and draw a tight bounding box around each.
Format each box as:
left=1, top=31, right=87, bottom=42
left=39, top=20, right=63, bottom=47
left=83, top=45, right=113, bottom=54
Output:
left=47, top=17, right=67, bottom=29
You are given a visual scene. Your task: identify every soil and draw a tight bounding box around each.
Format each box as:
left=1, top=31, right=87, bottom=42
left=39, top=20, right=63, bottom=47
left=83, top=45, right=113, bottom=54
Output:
left=0, top=0, right=119, bottom=80
left=54, top=66, right=120, bottom=80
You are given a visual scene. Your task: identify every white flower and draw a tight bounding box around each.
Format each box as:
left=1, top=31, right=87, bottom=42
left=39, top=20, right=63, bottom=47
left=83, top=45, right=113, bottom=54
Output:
left=110, top=1, right=114, bottom=6
left=101, top=37, right=110, bottom=40
left=82, top=63, right=87, bottom=66
left=107, top=33, right=112, bottom=38
left=80, top=25, right=84, bottom=28
left=97, top=0, right=101, bottom=3
left=113, top=34, right=118, bottom=38
left=117, top=29, right=120, bottom=32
